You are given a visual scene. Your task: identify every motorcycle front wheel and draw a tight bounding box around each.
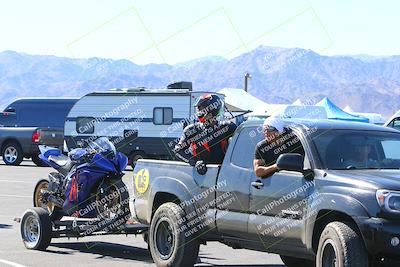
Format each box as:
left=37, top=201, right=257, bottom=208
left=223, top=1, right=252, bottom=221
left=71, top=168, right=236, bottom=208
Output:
left=94, top=179, right=130, bottom=231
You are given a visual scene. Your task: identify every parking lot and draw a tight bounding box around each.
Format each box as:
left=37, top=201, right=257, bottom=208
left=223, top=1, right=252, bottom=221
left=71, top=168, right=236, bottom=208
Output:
left=0, top=160, right=284, bottom=267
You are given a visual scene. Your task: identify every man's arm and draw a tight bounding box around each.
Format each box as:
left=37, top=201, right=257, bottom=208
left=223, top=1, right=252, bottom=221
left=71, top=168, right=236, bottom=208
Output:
left=174, top=125, right=198, bottom=165
left=253, top=159, right=279, bottom=178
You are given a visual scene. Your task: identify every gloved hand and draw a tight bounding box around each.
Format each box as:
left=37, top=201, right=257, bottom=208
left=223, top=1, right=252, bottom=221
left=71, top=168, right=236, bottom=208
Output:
left=195, top=160, right=207, bottom=175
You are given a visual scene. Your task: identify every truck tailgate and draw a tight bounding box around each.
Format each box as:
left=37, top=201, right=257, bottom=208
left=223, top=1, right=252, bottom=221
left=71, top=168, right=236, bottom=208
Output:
left=37, top=128, right=64, bottom=146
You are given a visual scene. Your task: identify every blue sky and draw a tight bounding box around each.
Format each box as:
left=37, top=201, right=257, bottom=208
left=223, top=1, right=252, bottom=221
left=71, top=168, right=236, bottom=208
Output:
left=0, top=0, right=399, bottom=64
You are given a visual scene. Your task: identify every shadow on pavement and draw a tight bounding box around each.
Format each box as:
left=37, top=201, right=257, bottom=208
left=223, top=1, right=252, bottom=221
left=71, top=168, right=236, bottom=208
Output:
left=50, top=241, right=153, bottom=263
left=0, top=224, right=13, bottom=229
left=49, top=242, right=285, bottom=267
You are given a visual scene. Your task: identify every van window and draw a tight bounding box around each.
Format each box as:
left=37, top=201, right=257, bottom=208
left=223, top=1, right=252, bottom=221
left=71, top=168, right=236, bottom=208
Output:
left=153, top=107, right=173, bottom=125
left=16, top=101, right=76, bottom=128
left=4, top=106, right=16, bottom=113
left=231, top=127, right=263, bottom=169
left=76, top=117, right=95, bottom=134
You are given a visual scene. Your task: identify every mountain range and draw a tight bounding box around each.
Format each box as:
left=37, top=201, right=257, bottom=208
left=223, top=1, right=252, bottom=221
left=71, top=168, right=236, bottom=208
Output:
left=1, top=46, right=400, bottom=117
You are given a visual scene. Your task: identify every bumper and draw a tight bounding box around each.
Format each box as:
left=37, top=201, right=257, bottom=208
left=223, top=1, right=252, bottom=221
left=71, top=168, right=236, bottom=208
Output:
left=356, top=217, right=400, bottom=262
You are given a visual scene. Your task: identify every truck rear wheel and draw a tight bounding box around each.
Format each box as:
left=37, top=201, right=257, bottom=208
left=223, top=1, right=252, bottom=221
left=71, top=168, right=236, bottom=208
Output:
left=149, top=202, right=200, bottom=267
left=2, top=141, right=23, bottom=165
left=316, top=221, right=368, bottom=267
left=280, top=255, right=314, bottom=267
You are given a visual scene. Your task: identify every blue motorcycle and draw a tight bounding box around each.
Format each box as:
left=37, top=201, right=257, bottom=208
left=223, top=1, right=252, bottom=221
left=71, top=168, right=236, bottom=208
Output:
left=22, top=137, right=130, bottom=249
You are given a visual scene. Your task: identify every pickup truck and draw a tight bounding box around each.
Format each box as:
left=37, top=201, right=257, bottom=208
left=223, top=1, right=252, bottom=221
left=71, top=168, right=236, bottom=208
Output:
left=130, top=119, right=400, bottom=267
left=0, top=127, right=64, bottom=166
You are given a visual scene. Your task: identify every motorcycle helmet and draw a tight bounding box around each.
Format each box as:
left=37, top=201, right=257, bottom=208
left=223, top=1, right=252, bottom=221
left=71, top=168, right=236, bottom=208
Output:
left=194, top=94, right=223, bottom=122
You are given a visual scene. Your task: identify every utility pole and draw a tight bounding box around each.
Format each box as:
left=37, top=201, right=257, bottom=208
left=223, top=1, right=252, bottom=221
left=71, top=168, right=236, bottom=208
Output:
left=244, top=72, right=252, bottom=92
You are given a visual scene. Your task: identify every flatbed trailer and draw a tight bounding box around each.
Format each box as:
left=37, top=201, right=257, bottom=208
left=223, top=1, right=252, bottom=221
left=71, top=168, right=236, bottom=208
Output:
left=19, top=208, right=149, bottom=250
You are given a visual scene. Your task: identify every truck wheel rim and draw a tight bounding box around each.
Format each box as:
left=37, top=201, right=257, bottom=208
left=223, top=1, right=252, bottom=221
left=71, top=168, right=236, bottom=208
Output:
left=22, top=214, right=40, bottom=248
left=321, top=239, right=338, bottom=267
left=154, top=218, right=175, bottom=260
left=4, top=147, right=17, bottom=163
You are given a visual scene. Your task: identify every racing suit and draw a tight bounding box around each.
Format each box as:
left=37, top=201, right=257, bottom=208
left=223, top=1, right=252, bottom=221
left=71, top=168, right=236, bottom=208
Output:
left=174, top=120, right=237, bottom=166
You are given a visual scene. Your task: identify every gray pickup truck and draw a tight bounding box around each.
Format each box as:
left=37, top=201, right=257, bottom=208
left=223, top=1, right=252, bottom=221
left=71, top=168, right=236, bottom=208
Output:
left=0, top=97, right=77, bottom=166
left=0, top=127, right=64, bottom=166
left=130, top=119, right=400, bottom=267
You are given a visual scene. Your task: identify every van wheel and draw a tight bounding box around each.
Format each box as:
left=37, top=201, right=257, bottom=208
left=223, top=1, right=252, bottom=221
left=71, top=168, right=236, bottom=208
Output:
left=32, top=154, right=48, bottom=167
left=280, top=255, right=314, bottom=267
left=149, top=203, right=200, bottom=267
left=20, top=207, right=52, bottom=250
left=316, top=221, right=368, bottom=267
left=2, top=142, right=23, bottom=165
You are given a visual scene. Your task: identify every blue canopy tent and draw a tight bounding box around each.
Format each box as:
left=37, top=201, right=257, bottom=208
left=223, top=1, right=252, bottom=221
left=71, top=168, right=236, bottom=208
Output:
left=316, top=97, right=369, bottom=123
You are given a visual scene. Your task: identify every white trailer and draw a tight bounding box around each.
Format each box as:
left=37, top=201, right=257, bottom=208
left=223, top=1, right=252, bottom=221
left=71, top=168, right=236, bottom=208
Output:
left=64, top=83, right=224, bottom=165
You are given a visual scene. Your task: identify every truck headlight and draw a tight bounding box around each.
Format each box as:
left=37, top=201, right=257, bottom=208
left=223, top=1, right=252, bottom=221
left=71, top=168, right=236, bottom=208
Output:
left=376, top=189, right=400, bottom=214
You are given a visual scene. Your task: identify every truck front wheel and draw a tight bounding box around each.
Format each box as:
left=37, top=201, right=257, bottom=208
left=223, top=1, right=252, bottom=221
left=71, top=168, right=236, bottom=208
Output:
left=149, top=202, right=200, bottom=267
left=316, top=221, right=368, bottom=267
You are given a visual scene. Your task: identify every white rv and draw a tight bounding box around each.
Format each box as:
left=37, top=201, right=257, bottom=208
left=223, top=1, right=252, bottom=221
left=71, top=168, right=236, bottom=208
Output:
left=64, top=82, right=224, bottom=165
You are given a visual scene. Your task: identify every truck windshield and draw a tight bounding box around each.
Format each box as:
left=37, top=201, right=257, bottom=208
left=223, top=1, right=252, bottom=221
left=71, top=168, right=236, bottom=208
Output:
left=312, top=130, right=400, bottom=170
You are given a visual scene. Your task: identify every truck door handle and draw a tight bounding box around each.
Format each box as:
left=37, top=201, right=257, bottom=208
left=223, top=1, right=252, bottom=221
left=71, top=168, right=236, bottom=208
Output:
left=281, top=209, right=301, bottom=219
left=251, top=181, right=264, bottom=189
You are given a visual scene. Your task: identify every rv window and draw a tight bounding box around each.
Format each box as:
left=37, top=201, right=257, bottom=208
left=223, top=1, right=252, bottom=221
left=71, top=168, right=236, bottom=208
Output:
left=153, top=108, right=173, bottom=125
left=76, top=117, right=95, bottom=134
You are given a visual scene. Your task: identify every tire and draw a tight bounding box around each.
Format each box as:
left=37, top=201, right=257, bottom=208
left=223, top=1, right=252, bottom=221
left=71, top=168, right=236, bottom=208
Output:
left=2, top=141, right=23, bottom=165
left=31, top=154, right=48, bottom=167
left=130, top=152, right=144, bottom=169
left=33, top=179, right=63, bottom=220
left=149, top=202, right=200, bottom=267
left=93, top=179, right=130, bottom=232
left=280, top=255, right=314, bottom=267
left=20, top=207, right=52, bottom=250
left=316, top=221, right=368, bottom=267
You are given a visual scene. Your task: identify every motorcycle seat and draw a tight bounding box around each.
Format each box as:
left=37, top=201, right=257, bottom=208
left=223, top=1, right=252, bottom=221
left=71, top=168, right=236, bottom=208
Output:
left=49, top=155, right=76, bottom=176
left=48, top=155, right=69, bottom=166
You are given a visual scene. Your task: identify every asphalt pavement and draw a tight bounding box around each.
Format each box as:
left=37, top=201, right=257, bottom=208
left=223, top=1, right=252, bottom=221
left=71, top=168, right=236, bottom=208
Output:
left=0, top=160, right=284, bottom=267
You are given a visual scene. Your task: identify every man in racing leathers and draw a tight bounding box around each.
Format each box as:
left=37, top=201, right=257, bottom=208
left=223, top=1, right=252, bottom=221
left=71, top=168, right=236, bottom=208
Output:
left=174, top=94, right=237, bottom=174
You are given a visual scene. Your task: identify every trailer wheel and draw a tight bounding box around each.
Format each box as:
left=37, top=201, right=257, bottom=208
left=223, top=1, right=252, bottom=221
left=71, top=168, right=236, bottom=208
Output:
left=316, top=221, right=368, bottom=267
left=280, top=255, right=314, bottom=267
left=149, top=202, right=200, bottom=267
left=31, top=154, right=48, bottom=167
left=20, top=207, right=52, bottom=250
left=2, top=141, right=23, bottom=165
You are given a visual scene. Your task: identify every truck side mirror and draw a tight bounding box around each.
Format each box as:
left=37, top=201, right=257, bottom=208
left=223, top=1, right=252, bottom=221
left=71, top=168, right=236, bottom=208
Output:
left=276, top=153, right=304, bottom=172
